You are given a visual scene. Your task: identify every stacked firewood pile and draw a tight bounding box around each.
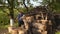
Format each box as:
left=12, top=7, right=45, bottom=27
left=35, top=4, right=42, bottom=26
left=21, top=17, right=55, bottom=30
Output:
left=8, top=6, right=54, bottom=34
left=22, top=11, right=52, bottom=34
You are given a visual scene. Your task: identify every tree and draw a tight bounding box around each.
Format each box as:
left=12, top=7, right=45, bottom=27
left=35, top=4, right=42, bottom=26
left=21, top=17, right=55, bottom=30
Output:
left=0, top=0, right=16, bottom=26
left=0, top=0, right=42, bottom=26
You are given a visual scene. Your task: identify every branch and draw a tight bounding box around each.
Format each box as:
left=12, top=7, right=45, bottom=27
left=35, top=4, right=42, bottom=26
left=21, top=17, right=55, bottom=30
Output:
left=23, top=0, right=28, bottom=11
left=7, top=0, right=11, bottom=6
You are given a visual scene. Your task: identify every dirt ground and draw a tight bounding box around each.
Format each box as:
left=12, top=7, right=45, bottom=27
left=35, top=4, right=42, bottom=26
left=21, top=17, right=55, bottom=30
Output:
left=0, top=28, right=9, bottom=34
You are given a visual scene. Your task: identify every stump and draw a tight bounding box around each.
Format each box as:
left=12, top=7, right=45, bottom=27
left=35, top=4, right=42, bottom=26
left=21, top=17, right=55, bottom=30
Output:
left=11, top=29, right=18, bottom=34
left=8, top=26, right=13, bottom=33
left=18, top=29, right=25, bottom=34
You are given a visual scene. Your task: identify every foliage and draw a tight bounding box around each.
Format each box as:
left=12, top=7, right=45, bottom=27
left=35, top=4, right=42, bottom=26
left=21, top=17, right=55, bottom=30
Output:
left=42, top=0, right=60, bottom=13
left=0, top=10, right=9, bottom=26
left=55, top=31, right=60, bottom=34
left=0, top=9, right=18, bottom=28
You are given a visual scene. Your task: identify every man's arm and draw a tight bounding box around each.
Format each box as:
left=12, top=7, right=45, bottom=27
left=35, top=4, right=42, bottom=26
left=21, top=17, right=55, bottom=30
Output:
left=20, top=15, right=25, bottom=19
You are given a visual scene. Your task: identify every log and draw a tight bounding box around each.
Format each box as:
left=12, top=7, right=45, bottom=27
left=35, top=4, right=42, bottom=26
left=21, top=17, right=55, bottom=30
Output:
left=41, top=31, right=47, bottom=34
left=36, top=14, right=41, bottom=19
left=41, top=20, right=47, bottom=25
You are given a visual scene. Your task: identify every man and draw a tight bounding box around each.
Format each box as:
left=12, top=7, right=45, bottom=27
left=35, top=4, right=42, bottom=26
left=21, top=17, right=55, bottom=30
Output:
left=17, top=11, right=24, bottom=27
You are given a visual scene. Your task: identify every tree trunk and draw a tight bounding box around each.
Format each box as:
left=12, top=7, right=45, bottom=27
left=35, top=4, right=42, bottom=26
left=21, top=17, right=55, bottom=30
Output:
left=8, top=0, right=14, bottom=26
left=9, top=7, right=14, bottom=26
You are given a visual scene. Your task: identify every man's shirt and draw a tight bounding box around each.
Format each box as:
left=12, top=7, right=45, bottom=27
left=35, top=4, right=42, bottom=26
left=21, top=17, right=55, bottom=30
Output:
left=17, top=13, right=23, bottom=21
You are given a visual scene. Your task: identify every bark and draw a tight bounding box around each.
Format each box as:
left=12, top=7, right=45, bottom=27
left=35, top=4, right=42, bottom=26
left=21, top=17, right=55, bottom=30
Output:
left=7, top=0, right=14, bottom=26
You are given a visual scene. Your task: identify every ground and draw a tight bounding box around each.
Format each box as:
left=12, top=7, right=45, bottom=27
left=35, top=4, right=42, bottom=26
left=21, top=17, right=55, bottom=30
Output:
left=0, top=28, right=9, bottom=34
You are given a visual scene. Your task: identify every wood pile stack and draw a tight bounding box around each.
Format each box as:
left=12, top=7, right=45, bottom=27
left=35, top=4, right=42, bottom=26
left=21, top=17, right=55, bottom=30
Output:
left=8, top=6, right=53, bottom=34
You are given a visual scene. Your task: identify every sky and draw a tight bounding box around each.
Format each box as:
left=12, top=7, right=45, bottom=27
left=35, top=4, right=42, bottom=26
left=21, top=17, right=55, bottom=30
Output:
left=30, top=0, right=42, bottom=7
left=25, top=0, right=42, bottom=7
left=5, top=0, right=42, bottom=7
